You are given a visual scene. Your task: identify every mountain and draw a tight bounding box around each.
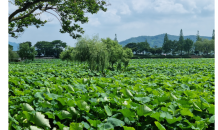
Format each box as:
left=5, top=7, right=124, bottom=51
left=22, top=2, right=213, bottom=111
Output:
left=9, top=42, right=20, bottom=51
left=119, top=34, right=212, bottom=47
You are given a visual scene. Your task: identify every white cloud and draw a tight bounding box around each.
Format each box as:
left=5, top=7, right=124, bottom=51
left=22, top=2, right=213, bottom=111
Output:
left=154, top=18, right=182, bottom=24
left=131, top=0, right=152, bottom=13
left=118, top=21, right=147, bottom=30
left=88, top=17, right=101, bottom=26
left=100, top=9, right=121, bottom=23
left=203, top=4, right=214, bottom=11
left=119, top=3, right=131, bottom=15
left=154, top=0, right=188, bottom=14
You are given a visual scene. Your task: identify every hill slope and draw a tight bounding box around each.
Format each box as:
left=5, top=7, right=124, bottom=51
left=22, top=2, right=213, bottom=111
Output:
left=9, top=42, right=20, bottom=51
left=119, top=34, right=212, bottom=47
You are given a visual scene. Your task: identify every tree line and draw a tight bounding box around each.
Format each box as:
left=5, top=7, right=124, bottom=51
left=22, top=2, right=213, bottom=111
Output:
left=125, top=29, right=215, bottom=56
left=8, top=40, right=67, bottom=61
left=60, top=35, right=133, bottom=71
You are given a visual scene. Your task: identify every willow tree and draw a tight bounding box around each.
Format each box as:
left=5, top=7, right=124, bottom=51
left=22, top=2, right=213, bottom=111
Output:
left=59, top=46, right=74, bottom=64
left=73, top=35, right=109, bottom=72
left=121, top=48, right=133, bottom=68
left=101, top=38, right=123, bottom=69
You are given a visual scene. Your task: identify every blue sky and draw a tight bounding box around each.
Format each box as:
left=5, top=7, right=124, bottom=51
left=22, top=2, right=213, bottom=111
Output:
left=8, top=0, right=215, bottom=47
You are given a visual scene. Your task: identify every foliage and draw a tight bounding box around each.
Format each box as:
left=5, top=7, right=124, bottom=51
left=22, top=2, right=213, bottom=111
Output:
left=162, top=33, right=172, bottom=53
left=124, top=43, right=137, bottom=53
left=9, top=58, right=214, bottom=130
left=194, top=39, right=214, bottom=55
left=59, top=46, right=74, bottom=64
left=183, top=38, right=193, bottom=55
left=196, top=31, right=203, bottom=42
left=170, top=40, right=179, bottom=55
left=136, top=40, right=150, bottom=55
left=121, top=48, right=133, bottom=68
left=17, top=41, right=37, bottom=61
left=9, top=44, right=13, bottom=50
left=9, top=45, right=19, bottom=62
left=8, top=0, right=109, bottom=38
left=132, top=55, right=191, bottom=59
left=34, top=40, right=66, bottom=57
left=101, top=38, right=124, bottom=69
left=178, top=29, right=184, bottom=55
left=51, top=40, right=67, bottom=58
left=212, top=29, right=215, bottom=40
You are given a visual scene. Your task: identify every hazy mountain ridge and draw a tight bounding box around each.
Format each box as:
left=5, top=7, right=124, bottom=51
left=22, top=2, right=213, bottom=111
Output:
left=9, top=34, right=212, bottom=51
left=9, top=42, right=20, bottom=51
left=119, top=34, right=212, bottom=47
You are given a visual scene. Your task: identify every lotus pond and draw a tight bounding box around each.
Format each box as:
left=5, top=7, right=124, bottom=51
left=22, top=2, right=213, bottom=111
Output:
left=8, top=58, right=214, bottom=130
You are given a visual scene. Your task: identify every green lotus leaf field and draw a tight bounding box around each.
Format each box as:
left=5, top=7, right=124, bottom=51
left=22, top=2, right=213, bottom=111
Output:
left=9, top=59, right=214, bottom=130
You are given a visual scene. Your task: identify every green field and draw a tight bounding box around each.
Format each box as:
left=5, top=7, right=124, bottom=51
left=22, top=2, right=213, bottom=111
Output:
left=9, top=59, right=214, bottom=130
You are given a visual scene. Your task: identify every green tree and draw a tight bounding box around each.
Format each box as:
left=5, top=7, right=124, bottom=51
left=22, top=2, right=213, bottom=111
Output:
left=51, top=40, right=67, bottom=58
left=135, top=40, right=150, bottom=55
left=156, top=47, right=162, bottom=55
left=171, top=40, right=178, bottom=55
left=149, top=47, right=156, bottom=55
left=8, top=0, right=109, bottom=38
left=201, top=39, right=214, bottom=55
left=178, top=29, right=184, bottom=55
left=101, top=38, right=123, bottom=69
left=143, top=40, right=150, bottom=54
left=137, top=42, right=145, bottom=54
left=73, top=35, right=109, bottom=71
left=9, top=45, right=13, bottom=50
left=34, top=41, right=44, bottom=56
left=196, top=30, right=202, bottom=42
left=9, top=45, right=19, bottom=62
left=34, top=41, right=61, bottom=57
left=136, top=40, right=150, bottom=55
left=183, top=38, right=193, bottom=55
left=194, top=39, right=214, bottom=55
left=124, top=43, right=137, bottom=53
left=17, top=42, right=37, bottom=61
left=121, top=48, right=133, bottom=68
left=194, top=41, right=203, bottom=54
left=59, top=46, right=74, bottom=65
left=212, top=29, right=215, bottom=40
left=162, top=33, right=172, bottom=53
left=211, top=39, right=215, bottom=52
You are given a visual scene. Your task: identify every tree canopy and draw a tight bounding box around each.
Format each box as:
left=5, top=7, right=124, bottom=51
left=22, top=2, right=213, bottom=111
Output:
left=59, top=46, right=74, bottom=64
left=34, top=40, right=67, bottom=57
left=9, top=0, right=110, bottom=38
left=183, top=38, right=193, bottom=55
left=17, top=41, right=37, bottom=61
left=60, top=35, right=133, bottom=71
left=194, top=39, right=214, bottom=55
left=196, top=30, right=202, bottom=42
left=212, top=29, right=215, bottom=40
left=162, top=33, right=172, bottom=54
left=178, top=29, right=184, bottom=55
left=9, top=44, right=13, bottom=50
